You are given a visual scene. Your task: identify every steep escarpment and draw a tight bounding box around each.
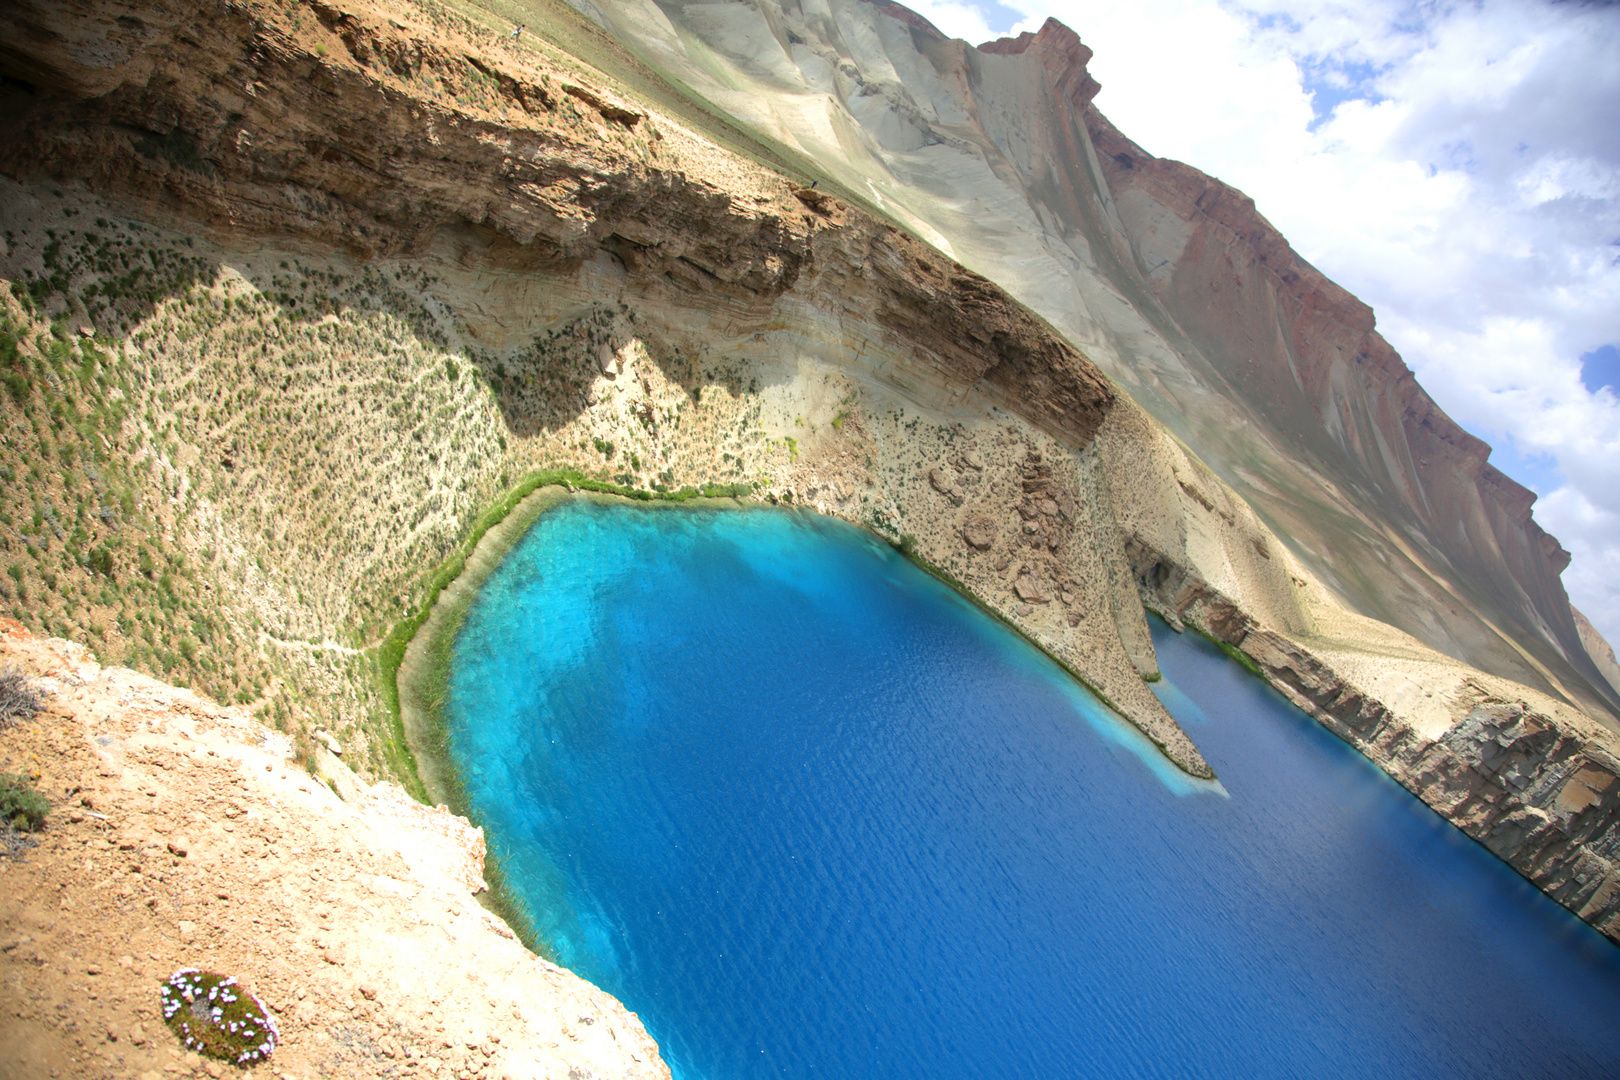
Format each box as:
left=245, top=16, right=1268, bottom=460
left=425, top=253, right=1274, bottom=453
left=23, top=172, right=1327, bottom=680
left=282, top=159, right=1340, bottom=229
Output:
left=982, top=19, right=1615, bottom=724
left=568, top=0, right=1617, bottom=724
left=0, top=0, right=1110, bottom=449
left=1081, top=96, right=1607, bottom=713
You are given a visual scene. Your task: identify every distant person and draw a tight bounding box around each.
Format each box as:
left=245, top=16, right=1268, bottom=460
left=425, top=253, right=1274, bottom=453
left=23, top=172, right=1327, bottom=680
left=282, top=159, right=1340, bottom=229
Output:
left=510, top=24, right=524, bottom=40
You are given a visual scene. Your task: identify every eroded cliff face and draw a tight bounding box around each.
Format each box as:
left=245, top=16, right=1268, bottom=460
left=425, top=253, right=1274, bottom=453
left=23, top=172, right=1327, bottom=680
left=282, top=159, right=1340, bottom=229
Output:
left=0, top=0, right=1111, bottom=449
left=1, top=0, right=1617, bottom=987
left=559, top=0, right=1617, bottom=725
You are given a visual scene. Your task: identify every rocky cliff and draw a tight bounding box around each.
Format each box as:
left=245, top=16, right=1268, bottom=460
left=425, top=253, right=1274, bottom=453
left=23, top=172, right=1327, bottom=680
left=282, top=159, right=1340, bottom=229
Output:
left=1126, top=537, right=1620, bottom=940
left=0, top=2, right=1617, bottom=1049
left=560, top=0, right=1618, bottom=726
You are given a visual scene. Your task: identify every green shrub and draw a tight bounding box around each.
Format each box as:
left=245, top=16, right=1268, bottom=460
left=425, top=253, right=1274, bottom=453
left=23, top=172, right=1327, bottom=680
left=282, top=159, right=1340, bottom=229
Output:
left=160, top=970, right=279, bottom=1065
left=0, top=773, right=48, bottom=831
left=88, top=544, right=114, bottom=577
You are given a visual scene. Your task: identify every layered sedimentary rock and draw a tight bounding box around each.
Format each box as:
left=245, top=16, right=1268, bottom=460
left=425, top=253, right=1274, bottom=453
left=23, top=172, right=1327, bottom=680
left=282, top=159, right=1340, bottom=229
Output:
left=2, top=0, right=1618, bottom=955
left=562, top=0, right=1618, bottom=725
left=0, top=0, right=1110, bottom=449
left=1126, top=535, right=1620, bottom=941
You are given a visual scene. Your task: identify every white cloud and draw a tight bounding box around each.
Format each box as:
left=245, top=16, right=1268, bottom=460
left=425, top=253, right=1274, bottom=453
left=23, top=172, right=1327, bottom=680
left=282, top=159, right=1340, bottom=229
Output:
left=895, top=0, right=1004, bottom=42
left=975, top=0, right=1620, bottom=652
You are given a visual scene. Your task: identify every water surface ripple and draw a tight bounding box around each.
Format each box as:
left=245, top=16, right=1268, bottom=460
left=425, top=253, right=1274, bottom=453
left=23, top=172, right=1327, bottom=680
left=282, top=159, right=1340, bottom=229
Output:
left=447, top=501, right=1620, bottom=1080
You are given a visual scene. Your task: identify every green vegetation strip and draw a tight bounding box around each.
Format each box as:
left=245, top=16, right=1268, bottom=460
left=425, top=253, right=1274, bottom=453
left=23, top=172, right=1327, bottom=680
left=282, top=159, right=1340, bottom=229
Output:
left=374, top=469, right=754, bottom=802
left=376, top=469, right=754, bottom=956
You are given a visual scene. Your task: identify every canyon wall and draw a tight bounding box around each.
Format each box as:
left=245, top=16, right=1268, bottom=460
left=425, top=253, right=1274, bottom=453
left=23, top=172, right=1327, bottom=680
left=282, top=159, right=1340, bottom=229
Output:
left=560, top=0, right=1619, bottom=725
left=1, top=0, right=1617, bottom=967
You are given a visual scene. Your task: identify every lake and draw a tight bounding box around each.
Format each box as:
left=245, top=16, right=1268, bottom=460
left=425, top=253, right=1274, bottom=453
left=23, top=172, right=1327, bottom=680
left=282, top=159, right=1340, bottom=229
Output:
left=445, top=499, right=1620, bottom=1079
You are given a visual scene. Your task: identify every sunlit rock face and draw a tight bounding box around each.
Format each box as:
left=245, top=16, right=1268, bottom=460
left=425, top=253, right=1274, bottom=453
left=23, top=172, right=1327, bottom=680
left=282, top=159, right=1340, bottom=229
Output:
left=560, top=0, right=1619, bottom=725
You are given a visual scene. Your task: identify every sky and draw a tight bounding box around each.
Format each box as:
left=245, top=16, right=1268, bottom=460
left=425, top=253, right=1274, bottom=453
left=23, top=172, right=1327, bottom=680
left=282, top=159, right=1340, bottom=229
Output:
left=893, top=0, right=1620, bottom=655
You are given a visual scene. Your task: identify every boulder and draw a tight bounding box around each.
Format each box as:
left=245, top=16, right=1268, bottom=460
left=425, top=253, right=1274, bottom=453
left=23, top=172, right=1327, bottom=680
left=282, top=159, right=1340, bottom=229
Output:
left=962, top=517, right=996, bottom=551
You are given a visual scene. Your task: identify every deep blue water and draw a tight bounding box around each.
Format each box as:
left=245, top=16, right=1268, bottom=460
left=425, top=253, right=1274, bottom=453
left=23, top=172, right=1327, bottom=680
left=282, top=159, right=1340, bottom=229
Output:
left=445, top=500, right=1620, bottom=1080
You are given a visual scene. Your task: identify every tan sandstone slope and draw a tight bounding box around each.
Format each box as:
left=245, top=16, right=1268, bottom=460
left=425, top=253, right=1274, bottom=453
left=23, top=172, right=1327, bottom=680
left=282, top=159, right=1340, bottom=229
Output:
left=0, top=10, right=1617, bottom=1065
left=0, top=620, right=668, bottom=1080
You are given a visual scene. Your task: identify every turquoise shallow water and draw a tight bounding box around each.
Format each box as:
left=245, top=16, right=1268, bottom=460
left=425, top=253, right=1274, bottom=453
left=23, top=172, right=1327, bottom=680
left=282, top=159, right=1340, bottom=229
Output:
left=446, top=500, right=1620, bottom=1080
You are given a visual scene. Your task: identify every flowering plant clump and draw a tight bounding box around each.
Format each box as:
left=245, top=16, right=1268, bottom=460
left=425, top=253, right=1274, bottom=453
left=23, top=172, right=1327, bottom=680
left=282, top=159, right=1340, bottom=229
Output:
left=160, top=969, right=280, bottom=1065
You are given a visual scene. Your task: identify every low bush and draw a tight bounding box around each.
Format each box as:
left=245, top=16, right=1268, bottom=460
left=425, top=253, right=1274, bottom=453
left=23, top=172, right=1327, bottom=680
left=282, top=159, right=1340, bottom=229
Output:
left=0, top=667, right=45, bottom=729
left=160, top=969, right=279, bottom=1065
left=0, top=773, right=48, bottom=831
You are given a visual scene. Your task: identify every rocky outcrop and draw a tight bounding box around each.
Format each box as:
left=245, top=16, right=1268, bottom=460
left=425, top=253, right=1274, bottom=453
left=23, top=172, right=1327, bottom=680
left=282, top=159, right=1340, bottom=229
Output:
left=1129, top=541, right=1620, bottom=943
left=0, top=0, right=1111, bottom=448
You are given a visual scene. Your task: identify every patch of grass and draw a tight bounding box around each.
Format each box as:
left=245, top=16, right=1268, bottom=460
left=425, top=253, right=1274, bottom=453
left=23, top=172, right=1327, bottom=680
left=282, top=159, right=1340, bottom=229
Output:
left=1204, top=631, right=1265, bottom=679
left=0, top=773, right=49, bottom=831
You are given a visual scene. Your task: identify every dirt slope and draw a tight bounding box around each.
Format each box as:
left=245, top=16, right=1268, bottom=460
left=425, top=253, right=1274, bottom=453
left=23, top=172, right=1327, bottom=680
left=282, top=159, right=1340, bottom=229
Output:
left=0, top=619, right=668, bottom=1080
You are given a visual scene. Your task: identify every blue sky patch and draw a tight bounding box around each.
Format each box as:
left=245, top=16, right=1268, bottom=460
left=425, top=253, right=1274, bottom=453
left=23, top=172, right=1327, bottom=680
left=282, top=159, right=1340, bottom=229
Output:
left=1300, top=58, right=1386, bottom=129
left=973, top=0, right=1026, bottom=36
left=1582, top=344, right=1620, bottom=395
left=1472, top=428, right=1564, bottom=497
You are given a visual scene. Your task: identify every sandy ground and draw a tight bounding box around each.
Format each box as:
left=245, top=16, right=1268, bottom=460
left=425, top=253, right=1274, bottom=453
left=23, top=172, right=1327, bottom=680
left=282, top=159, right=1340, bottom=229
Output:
left=0, top=620, right=668, bottom=1080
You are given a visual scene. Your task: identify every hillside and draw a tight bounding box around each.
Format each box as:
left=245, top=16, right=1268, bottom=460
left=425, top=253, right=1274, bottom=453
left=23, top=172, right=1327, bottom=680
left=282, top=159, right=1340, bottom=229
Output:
left=0, top=3, right=1617, bottom=1070
left=553, top=0, right=1620, bottom=727
left=0, top=619, right=666, bottom=1079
